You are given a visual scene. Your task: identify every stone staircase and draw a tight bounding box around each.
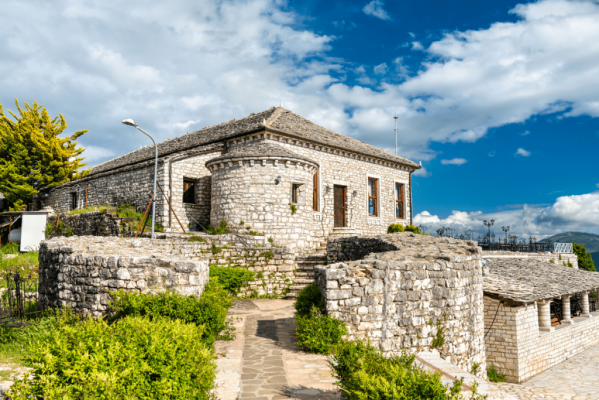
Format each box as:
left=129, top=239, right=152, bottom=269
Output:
left=286, top=253, right=327, bottom=299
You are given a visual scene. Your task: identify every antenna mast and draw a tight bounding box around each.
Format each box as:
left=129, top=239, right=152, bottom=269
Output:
left=394, top=115, right=398, bottom=155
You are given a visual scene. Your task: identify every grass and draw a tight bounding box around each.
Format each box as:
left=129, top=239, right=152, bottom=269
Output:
left=0, top=244, right=39, bottom=287
left=66, top=205, right=112, bottom=215
left=63, top=203, right=163, bottom=233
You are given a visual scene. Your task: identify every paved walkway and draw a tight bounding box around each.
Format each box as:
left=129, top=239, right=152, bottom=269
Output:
left=214, top=299, right=339, bottom=400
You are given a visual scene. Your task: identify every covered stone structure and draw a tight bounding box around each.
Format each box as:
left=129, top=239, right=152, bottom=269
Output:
left=317, top=233, right=486, bottom=377
left=39, top=107, right=420, bottom=250
left=483, top=258, right=599, bottom=382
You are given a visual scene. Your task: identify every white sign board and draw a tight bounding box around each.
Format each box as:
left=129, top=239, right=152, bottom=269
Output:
left=20, top=212, right=48, bottom=252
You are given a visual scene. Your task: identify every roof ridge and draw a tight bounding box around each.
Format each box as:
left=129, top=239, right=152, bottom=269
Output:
left=264, top=106, right=285, bottom=126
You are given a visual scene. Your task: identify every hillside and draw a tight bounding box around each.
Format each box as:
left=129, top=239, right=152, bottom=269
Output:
left=540, top=232, right=599, bottom=253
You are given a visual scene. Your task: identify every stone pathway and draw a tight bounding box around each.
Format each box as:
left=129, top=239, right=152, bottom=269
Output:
left=215, top=300, right=599, bottom=400
left=214, top=299, right=339, bottom=400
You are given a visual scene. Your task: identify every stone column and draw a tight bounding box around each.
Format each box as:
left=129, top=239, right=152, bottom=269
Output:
left=561, top=295, right=573, bottom=325
left=581, top=292, right=592, bottom=318
left=538, top=300, right=554, bottom=332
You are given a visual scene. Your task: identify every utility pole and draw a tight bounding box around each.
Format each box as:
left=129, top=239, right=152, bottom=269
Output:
left=394, top=115, right=398, bottom=155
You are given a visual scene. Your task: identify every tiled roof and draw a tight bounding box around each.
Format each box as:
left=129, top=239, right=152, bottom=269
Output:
left=206, top=141, right=317, bottom=165
left=483, top=258, right=599, bottom=303
left=89, top=107, right=419, bottom=176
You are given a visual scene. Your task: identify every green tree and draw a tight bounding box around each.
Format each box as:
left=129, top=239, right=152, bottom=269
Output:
left=0, top=99, right=89, bottom=210
left=572, top=242, right=596, bottom=272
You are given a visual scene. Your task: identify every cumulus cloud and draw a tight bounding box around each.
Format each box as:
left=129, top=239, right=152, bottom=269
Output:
left=414, top=192, right=599, bottom=238
left=2, top=0, right=599, bottom=168
left=413, top=166, right=431, bottom=177
left=411, top=42, right=424, bottom=51
left=441, top=158, right=467, bottom=165
left=374, top=63, right=388, bottom=75
left=521, top=130, right=530, bottom=136
left=363, top=0, right=391, bottom=20
left=515, top=148, right=531, bottom=157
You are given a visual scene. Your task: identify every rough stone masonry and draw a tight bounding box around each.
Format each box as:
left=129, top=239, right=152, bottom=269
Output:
left=317, top=232, right=486, bottom=377
left=38, top=236, right=209, bottom=318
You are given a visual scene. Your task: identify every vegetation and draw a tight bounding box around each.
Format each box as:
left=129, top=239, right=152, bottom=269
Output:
left=9, top=316, right=216, bottom=399
left=295, top=306, right=347, bottom=354
left=486, top=364, right=507, bottom=383
left=288, top=203, right=297, bottom=215
left=187, top=235, right=206, bottom=243
left=405, top=224, right=424, bottom=234
left=209, top=265, right=255, bottom=296
left=295, top=283, right=325, bottom=316
left=0, top=245, right=39, bottom=285
left=572, top=242, right=596, bottom=272
left=204, top=219, right=230, bottom=235
left=66, top=204, right=111, bottom=215
left=330, top=340, right=485, bottom=399
left=387, top=223, right=405, bottom=234
left=109, top=279, right=234, bottom=346
left=0, top=100, right=89, bottom=210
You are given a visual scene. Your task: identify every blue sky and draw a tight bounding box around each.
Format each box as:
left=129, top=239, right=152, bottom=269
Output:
left=1, top=0, right=598, bottom=238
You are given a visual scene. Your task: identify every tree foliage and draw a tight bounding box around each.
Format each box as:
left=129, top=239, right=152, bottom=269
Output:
left=572, top=242, right=596, bottom=272
left=0, top=99, right=89, bottom=210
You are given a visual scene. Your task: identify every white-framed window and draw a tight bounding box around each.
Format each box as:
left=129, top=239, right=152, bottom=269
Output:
left=394, top=181, right=406, bottom=219
left=290, top=181, right=306, bottom=205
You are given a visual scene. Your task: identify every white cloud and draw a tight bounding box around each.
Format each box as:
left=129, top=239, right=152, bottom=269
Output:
left=488, top=151, right=495, bottom=157
left=172, top=120, right=200, bottom=129
left=2, top=0, right=599, bottom=168
left=515, top=148, right=531, bottom=157
left=413, top=166, right=431, bottom=177
left=441, top=158, right=467, bottom=165
left=411, top=41, right=424, bottom=51
left=374, top=63, right=388, bottom=75
left=414, top=192, right=599, bottom=238
left=82, top=146, right=115, bottom=162
left=596, top=183, right=599, bottom=188
left=521, top=130, right=530, bottom=135
left=363, top=0, right=391, bottom=20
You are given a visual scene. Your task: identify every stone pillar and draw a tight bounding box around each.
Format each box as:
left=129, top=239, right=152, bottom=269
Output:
left=581, top=292, right=592, bottom=318
left=561, top=295, right=573, bottom=325
left=538, top=300, right=554, bottom=332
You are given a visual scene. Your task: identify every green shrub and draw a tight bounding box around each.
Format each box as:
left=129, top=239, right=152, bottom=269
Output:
left=109, top=278, right=233, bottom=346
left=550, top=259, right=555, bottom=264
left=204, top=219, right=230, bottom=235
left=572, top=242, right=596, bottom=272
left=8, top=316, right=216, bottom=399
left=330, top=340, right=483, bottom=400
left=187, top=235, right=206, bottom=242
left=487, top=364, right=507, bottom=383
left=209, top=265, right=255, bottom=295
left=288, top=203, right=297, bottom=215
left=211, top=244, right=222, bottom=254
left=591, top=292, right=598, bottom=298
left=431, top=319, right=445, bottom=349
left=295, top=306, right=347, bottom=354
left=259, top=251, right=274, bottom=261
left=405, top=224, right=423, bottom=234
left=295, top=283, right=325, bottom=316
left=387, top=223, right=405, bottom=234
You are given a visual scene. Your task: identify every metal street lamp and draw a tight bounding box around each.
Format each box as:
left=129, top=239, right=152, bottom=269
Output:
left=122, top=119, right=158, bottom=240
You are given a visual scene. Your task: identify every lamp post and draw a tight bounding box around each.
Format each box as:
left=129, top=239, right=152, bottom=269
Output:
left=483, top=219, right=494, bottom=244
left=122, top=119, right=158, bottom=240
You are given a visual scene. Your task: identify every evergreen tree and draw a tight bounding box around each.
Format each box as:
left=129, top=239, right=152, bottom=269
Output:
left=0, top=99, right=89, bottom=210
left=572, top=242, right=596, bottom=272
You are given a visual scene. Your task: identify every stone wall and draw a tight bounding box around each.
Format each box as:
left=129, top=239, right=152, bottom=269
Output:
left=38, top=236, right=209, bottom=318
left=314, top=233, right=486, bottom=376
left=484, top=296, right=599, bottom=382
left=46, top=211, right=132, bottom=237
left=207, top=152, right=317, bottom=250
left=483, top=251, right=579, bottom=269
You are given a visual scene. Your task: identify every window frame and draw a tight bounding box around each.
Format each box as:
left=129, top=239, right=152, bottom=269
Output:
left=183, top=179, right=196, bottom=204
left=367, top=177, right=379, bottom=217
left=395, top=182, right=405, bottom=220
left=313, top=171, right=319, bottom=211
left=291, top=183, right=300, bottom=204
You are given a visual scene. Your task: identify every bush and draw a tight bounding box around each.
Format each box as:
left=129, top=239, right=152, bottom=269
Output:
left=187, top=235, right=206, bottom=242
left=330, top=340, right=484, bottom=400
left=572, top=242, right=596, bottom=272
left=109, top=278, right=233, bottom=346
left=405, top=224, right=423, bottom=234
left=487, top=364, right=507, bottom=383
left=8, top=316, right=217, bottom=399
left=295, top=306, right=347, bottom=354
left=387, top=223, right=405, bottom=234
left=209, top=265, right=255, bottom=295
left=295, top=283, right=325, bottom=316
left=204, top=219, right=230, bottom=235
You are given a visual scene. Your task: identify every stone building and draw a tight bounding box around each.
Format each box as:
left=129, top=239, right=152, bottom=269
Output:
left=38, top=107, right=420, bottom=250
left=483, top=258, right=599, bottom=382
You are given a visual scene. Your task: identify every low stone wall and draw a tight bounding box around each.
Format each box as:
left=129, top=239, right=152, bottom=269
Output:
left=47, top=211, right=132, bottom=237
left=326, top=236, right=400, bottom=264
left=483, top=251, right=579, bottom=269
left=315, top=233, right=486, bottom=377
left=38, top=237, right=209, bottom=318
left=484, top=296, right=599, bottom=382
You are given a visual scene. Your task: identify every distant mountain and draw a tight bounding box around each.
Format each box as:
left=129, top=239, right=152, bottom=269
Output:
left=539, top=232, right=599, bottom=253
left=591, top=252, right=599, bottom=263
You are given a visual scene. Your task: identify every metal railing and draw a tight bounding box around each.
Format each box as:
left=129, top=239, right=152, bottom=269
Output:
left=554, top=243, right=573, bottom=254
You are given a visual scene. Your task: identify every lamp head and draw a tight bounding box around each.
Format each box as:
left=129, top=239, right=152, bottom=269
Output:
left=122, top=119, right=138, bottom=127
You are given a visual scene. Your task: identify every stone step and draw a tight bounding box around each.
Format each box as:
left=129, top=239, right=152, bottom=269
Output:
left=293, top=278, right=314, bottom=284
